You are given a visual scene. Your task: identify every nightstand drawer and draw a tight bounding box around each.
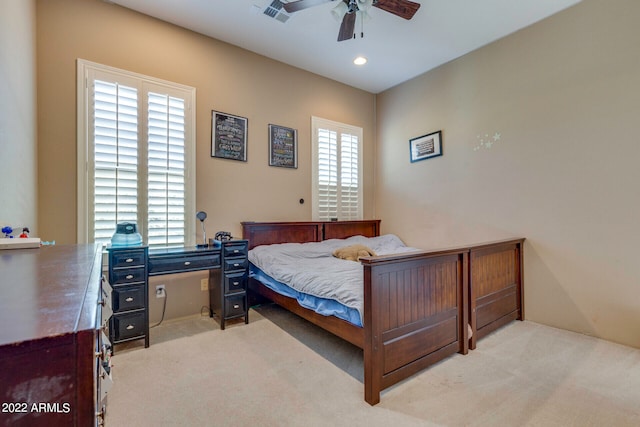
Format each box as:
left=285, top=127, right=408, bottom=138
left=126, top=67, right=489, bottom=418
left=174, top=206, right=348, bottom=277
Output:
left=112, top=284, right=145, bottom=311
left=225, top=294, right=246, bottom=317
left=111, top=268, right=146, bottom=285
left=224, top=257, right=248, bottom=271
left=111, top=311, right=146, bottom=341
left=223, top=242, right=248, bottom=257
left=110, top=250, right=146, bottom=268
left=224, top=271, right=247, bottom=294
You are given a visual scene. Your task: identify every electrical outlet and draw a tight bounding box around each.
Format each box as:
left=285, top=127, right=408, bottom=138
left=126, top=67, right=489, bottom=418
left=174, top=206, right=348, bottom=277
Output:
left=155, top=284, right=166, bottom=298
left=200, top=278, right=208, bottom=291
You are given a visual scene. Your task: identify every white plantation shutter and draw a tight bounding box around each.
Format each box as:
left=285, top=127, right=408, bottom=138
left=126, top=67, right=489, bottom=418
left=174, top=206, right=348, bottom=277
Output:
left=147, top=93, right=186, bottom=247
left=340, top=132, right=360, bottom=219
left=78, top=60, right=195, bottom=247
left=93, top=80, right=139, bottom=243
left=312, top=117, right=363, bottom=221
left=317, top=128, right=338, bottom=220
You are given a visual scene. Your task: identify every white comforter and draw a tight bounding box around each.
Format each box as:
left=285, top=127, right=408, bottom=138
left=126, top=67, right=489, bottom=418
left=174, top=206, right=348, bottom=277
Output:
left=248, top=234, right=418, bottom=322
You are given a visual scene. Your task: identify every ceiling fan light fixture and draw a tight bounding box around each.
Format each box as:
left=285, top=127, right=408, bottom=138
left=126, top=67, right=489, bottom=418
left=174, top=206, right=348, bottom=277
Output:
left=353, top=56, right=368, bottom=65
left=331, top=2, right=349, bottom=22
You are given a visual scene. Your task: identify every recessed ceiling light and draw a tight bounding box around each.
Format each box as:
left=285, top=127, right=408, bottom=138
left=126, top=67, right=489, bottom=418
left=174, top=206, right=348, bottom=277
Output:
left=353, top=56, right=367, bottom=66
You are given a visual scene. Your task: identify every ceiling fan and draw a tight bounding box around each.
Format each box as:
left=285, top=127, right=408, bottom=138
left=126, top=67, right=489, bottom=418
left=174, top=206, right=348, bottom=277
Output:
left=283, top=0, right=421, bottom=42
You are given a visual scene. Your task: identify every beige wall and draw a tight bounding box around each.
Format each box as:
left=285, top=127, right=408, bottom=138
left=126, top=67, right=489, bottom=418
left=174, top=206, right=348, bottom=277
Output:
left=36, top=0, right=375, bottom=321
left=0, top=0, right=37, bottom=234
left=376, top=0, right=640, bottom=348
left=36, top=0, right=376, bottom=244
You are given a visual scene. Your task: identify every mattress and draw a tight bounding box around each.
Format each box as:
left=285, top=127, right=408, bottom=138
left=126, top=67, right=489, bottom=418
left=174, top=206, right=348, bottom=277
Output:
left=250, top=264, right=363, bottom=326
left=248, top=234, right=418, bottom=326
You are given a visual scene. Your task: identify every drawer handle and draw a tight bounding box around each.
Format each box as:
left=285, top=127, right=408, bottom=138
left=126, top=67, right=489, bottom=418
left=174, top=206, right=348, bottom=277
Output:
left=184, top=261, right=191, bottom=266
left=96, top=405, right=106, bottom=424
left=233, top=249, right=239, bottom=253
left=233, top=304, right=240, bottom=309
left=125, top=258, right=134, bottom=263
left=126, top=325, right=135, bottom=330
left=126, top=274, right=134, bottom=279
left=125, top=297, right=134, bottom=302
left=95, top=344, right=111, bottom=361
left=233, top=281, right=239, bottom=286
left=233, top=263, right=240, bottom=267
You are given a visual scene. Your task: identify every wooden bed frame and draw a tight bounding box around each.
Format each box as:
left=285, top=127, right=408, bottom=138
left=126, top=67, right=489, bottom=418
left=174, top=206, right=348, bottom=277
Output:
left=242, top=220, right=524, bottom=405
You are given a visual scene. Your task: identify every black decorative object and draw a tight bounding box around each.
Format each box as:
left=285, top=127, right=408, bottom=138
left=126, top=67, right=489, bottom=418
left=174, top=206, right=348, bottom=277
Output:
left=196, top=211, right=208, bottom=248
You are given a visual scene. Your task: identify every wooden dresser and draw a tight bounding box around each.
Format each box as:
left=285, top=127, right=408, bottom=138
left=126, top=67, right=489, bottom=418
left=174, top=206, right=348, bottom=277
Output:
left=0, top=244, right=110, bottom=427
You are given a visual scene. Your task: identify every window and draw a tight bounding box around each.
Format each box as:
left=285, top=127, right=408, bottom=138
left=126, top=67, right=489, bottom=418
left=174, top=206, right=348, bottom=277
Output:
left=77, top=60, right=196, bottom=248
left=311, top=116, right=363, bottom=221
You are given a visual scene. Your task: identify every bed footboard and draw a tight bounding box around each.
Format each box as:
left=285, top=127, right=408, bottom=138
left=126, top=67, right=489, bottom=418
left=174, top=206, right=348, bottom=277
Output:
left=361, top=250, right=469, bottom=405
left=469, top=239, right=524, bottom=349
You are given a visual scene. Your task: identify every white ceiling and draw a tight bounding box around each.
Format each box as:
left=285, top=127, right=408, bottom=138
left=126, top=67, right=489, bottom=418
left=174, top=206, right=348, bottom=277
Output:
left=109, top=0, right=581, bottom=93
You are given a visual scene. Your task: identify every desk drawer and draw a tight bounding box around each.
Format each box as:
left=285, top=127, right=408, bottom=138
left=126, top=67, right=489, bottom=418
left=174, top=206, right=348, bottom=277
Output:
left=111, top=267, right=146, bottom=285
left=112, top=284, right=145, bottom=312
left=224, top=257, right=248, bottom=272
left=148, top=253, right=221, bottom=275
left=224, top=271, right=248, bottom=294
left=225, top=294, right=246, bottom=317
left=111, top=250, right=147, bottom=268
left=223, top=242, right=248, bottom=257
left=111, top=311, right=146, bottom=341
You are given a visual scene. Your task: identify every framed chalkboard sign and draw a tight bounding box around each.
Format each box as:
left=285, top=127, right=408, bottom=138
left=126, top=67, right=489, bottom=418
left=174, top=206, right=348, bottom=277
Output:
left=211, top=111, right=248, bottom=161
left=268, top=124, right=297, bottom=168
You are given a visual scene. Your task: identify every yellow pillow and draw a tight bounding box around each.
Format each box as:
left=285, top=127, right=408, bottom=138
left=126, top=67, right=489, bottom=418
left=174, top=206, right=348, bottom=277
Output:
left=332, top=244, right=377, bottom=262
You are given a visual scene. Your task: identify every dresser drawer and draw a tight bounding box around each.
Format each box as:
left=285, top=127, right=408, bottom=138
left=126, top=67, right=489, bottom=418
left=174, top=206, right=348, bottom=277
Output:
left=224, top=271, right=248, bottom=294
left=224, top=257, right=248, bottom=272
left=149, top=252, right=221, bottom=275
left=225, top=294, right=246, bottom=317
left=111, top=267, right=146, bottom=285
left=111, top=311, right=146, bottom=341
left=112, top=284, right=145, bottom=311
left=101, top=276, right=113, bottom=310
left=110, top=250, right=147, bottom=268
left=100, top=277, right=113, bottom=333
left=101, top=314, right=111, bottom=343
left=223, top=242, right=248, bottom=257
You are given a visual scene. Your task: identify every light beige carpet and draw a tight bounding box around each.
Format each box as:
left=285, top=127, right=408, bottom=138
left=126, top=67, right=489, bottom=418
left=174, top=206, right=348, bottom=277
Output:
left=107, top=305, right=640, bottom=426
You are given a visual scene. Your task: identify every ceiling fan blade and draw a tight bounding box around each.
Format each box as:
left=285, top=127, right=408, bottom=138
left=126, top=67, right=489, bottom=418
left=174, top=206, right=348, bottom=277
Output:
left=373, top=0, right=421, bottom=20
left=283, top=0, right=334, bottom=13
left=337, top=11, right=356, bottom=41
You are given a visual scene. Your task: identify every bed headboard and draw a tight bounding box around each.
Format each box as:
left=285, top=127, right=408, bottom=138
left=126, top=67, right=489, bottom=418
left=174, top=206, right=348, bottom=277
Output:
left=241, top=220, right=381, bottom=250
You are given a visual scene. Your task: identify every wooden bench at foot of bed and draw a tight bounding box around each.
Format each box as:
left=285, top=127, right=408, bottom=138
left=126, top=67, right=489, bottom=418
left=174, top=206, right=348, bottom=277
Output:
left=242, top=220, right=524, bottom=405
